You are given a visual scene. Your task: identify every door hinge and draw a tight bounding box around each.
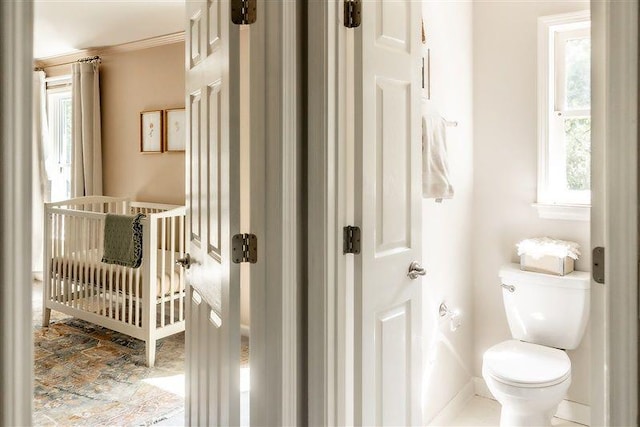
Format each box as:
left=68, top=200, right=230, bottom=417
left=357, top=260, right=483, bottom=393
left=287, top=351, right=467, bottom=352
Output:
left=343, top=226, right=361, bottom=254
left=231, top=0, right=256, bottom=25
left=593, top=246, right=605, bottom=284
left=232, top=233, right=257, bottom=264
left=344, top=0, right=361, bottom=29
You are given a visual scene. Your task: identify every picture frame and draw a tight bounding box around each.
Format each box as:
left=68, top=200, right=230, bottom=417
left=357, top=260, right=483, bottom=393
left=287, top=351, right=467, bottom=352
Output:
left=164, top=108, right=186, bottom=152
left=140, top=110, right=163, bottom=153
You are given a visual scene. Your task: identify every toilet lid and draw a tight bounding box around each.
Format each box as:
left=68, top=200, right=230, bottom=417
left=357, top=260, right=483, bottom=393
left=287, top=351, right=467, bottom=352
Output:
left=483, top=340, right=571, bottom=388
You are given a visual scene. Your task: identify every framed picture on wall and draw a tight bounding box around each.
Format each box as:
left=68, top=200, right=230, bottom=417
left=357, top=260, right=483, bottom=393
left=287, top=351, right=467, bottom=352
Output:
left=164, top=108, right=186, bottom=152
left=140, top=110, right=163, bottom=153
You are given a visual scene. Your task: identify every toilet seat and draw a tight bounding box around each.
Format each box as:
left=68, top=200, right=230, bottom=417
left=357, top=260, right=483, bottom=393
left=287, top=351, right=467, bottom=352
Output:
left=483, top=340, right=571, bottom=388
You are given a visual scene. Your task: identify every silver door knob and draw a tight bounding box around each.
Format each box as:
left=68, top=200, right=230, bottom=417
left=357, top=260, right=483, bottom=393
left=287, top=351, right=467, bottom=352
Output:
left=176, top=253, right=193, bottom=269
left=407, top=261, right=426, bottom=279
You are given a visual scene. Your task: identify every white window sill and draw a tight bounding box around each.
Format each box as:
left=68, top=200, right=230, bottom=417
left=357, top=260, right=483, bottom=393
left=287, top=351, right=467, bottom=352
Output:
left=533, top=203, right=590, bottom=221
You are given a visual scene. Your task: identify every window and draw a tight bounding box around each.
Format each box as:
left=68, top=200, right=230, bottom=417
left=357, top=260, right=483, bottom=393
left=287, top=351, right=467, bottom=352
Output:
left=46, top=83, right=72, bottom=202
left=536, top=12, right=591, bottom=220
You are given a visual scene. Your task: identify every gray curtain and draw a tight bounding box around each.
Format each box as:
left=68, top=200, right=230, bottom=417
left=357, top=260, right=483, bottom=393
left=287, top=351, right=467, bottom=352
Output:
left=71, top=61, right=102, bottom=197
left=32, top=70, right=50, bottom=278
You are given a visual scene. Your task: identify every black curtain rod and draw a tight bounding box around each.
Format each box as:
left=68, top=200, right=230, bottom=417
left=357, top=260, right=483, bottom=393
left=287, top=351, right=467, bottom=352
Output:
left=77, top=55, right=101, bottom=63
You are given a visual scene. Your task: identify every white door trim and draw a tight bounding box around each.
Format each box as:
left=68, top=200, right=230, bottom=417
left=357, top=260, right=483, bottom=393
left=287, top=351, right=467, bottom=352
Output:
left=0, top=1, right=34, bottom=425
left=308, top=1, right=351, bottom=425
left=250, top=1, right=304, bottom=425
left=591, top=0, right=639, bottom=425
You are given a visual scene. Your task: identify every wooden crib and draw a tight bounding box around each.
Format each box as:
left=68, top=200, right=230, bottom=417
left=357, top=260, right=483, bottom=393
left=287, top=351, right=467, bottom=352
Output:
left=42, top=196, right=186, bottom=367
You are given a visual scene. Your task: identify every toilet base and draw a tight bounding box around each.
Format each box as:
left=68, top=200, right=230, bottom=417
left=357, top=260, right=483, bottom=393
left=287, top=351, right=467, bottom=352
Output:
left=499, top=407, right=555, bottom=427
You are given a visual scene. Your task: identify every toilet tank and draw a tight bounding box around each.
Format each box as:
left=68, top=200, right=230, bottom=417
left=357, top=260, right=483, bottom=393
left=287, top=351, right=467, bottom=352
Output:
left=499, top=263, right=590, bottom=350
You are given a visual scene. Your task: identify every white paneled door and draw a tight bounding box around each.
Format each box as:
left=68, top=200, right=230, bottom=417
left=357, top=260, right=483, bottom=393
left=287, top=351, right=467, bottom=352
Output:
left=354, top=0, right=422, bottom=425
left=184, top=0, right=241, bottom=425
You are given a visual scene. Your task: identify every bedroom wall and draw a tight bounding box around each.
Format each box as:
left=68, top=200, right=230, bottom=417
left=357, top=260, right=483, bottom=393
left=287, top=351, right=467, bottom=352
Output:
left=100, top=42, right=185, bottom=205
left=472, top=0, right=591, bottom=406
left=421, top=1, right=474, bottom=422
left=42, top=42, right=186, bottom=206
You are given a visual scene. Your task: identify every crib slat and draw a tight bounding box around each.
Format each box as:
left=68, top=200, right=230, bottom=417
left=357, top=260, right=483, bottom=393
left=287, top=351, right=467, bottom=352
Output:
left=77, top=216, right=83, bottom=310
left=83, top=216, right=89, bottom=311
left=170, top=215, right=176, bottom=324
left=99, top=222, right=106, bottom=316
left=179, top=215, right=185, bottom=322
left=80, top=216, right=85, bottom=308
left=161, top=217, right=166, bottom=328
left=121, top=266, right=126, bottom=322
left=58, top=214, right=64, bottom=305
left=89, top=217, right=96, bottom=308
left=135, top=265, right=140, bottom=327
left=128, top=264, right=133, bottom=325
left=116, top=265, right=122, bottom=321
left=63, top=215, right=69, bottom=306
left=70, top=215, right=77, bottom=309
left=108, top=264, right=114, bottom=319
left=52, top=213, right=58, bottom=303
left=57, top=213, right=62, bottom=304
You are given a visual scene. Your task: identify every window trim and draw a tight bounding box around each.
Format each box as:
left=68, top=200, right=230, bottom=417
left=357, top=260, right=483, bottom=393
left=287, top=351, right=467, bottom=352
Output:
left=536, top=10, right=591, bottom=220
left=45, top=78, right=72, bottom=202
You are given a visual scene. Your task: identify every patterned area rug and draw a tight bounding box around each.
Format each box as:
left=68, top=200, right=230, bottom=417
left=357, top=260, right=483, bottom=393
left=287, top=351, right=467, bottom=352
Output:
left=33, top=288, right=185, bottom=426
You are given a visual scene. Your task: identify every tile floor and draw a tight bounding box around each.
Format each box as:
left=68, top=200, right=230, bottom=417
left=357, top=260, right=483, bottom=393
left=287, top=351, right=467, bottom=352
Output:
left=445, top=396, right=584, bottom=427
left=158, top=396, right=585, bottom=426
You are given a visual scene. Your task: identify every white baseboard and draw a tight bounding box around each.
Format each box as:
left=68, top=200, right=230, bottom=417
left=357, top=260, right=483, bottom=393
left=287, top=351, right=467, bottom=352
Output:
left=555, top=399, right=591, bottom=426
left=473, top=376, right=590, bottom=426
left=473, top=376, right=493, bottom=400
left=429, top=379, right=475, bottom=426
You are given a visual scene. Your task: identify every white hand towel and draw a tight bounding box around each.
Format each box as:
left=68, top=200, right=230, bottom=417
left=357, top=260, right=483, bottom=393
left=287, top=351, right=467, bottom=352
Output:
left=422, top=114, right=454, bottom=200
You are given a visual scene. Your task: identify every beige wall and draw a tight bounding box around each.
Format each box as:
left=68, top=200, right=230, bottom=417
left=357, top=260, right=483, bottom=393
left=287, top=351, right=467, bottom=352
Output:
left=421, top=1, right=475, bottom=422
left=101, top=42, right=185, bottom=205
left=472, top=0, right=591, bottom=405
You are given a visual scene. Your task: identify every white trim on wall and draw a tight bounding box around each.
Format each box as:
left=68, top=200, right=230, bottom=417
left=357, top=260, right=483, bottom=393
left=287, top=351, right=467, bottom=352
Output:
left=34, top=31, right=185, bottom=68
left=250, top=1, right=304, bottom=425
left=589, top=1, right=607, bottom=423
left=598, top=1, right=639, bottom=425
left=307, top=0, right=340, bottom=425
left=0, top=1, right=34, bottom=425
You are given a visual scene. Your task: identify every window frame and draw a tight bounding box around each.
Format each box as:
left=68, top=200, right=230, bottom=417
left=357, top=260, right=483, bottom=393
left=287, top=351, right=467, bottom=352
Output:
left=536, top=11, right=591, bottom=221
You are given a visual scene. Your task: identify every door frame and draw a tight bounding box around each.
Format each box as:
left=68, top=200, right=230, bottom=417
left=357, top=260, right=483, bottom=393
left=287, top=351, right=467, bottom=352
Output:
left=0, top=1, right=34, bottom=425
left=248, top=0, right=306, bottom=425
left=308, top=0, right=352, bottom=425
left=590, top=0, right=639, bottom=425
left=307, top=1, right=639, bottom=426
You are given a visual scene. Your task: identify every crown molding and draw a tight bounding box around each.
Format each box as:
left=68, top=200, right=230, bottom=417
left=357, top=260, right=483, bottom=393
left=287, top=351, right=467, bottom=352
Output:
left=34, top=31, right=185, bottom=69
left=103, top=31, right=184, bottom=55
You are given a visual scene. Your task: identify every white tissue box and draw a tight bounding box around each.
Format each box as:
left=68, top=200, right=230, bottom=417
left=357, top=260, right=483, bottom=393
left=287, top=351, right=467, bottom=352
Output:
left=520, top=254, right=574, bottom=276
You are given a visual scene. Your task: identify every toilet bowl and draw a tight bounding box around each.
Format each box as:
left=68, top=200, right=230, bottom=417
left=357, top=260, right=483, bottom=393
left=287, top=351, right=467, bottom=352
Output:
left=483, top=265, right=589, bottom=426
left=482, top=340, right=571, bottom=426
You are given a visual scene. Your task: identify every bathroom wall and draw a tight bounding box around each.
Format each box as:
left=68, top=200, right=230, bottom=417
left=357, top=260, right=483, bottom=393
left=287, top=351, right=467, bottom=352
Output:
left=101, top=42, right=185, bottom=205
left=472, top=0, right=591, bottom=406
left=421, top=1, right=475, bottom=422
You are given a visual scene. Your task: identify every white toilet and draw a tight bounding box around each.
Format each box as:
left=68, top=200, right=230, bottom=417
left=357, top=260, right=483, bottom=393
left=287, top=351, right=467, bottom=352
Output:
left=482, top=263, right=590, bottom=427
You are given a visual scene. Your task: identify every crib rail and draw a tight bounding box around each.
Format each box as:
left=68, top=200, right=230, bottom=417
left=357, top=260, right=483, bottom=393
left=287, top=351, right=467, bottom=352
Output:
left=47, top=196, right=129, bottom=214
left=43, top=198, right=187, bottom=363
